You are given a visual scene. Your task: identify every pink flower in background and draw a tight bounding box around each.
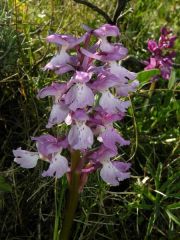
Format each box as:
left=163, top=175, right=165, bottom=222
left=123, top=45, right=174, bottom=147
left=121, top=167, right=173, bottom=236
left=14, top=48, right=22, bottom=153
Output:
left=145, top=27, right=176, bottom=81
left=13, top=24, right=139, bottom=186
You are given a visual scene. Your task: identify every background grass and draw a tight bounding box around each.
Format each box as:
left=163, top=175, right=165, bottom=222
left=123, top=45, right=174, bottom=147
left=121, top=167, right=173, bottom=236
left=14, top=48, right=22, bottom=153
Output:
left=0, top=0, right=179, bottom=239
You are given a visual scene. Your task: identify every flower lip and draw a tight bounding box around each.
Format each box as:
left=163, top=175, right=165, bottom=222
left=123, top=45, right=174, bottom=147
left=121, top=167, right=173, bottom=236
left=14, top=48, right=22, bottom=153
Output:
left=100, top=159, right=131, bottom=186
left=42, top=152, right=69, bottom=178
left=65, top=82, right=94, bottom=111
left=68, top=122, right=94, bottom=150
left=13, top=148, right=39, bottom=169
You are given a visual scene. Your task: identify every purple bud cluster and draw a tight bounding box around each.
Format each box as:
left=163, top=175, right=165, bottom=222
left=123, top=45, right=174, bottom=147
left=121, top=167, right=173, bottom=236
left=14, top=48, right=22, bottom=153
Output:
left=144, top=27, right=176, bottom=81
left=13, top=24, right=139, bottom=186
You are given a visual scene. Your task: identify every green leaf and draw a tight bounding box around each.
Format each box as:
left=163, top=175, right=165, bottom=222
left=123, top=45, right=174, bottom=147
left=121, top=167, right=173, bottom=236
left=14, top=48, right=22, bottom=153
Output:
left=155, top=162, right=163, bottom=190
left=167, top=202, right=180, bottom=210
left=0, top=176, right=12, bottom=192
left=137, top=69, right=160, bottom=85
left=168, top=69, right=176, bottom=89
left=166, top=209, right=180, bottom=225
left=145, top=211, right=157, bottom=237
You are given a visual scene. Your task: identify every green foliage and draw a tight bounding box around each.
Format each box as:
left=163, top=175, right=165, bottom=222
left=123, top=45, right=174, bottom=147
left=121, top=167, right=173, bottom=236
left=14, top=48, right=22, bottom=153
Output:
left=0, top=0, right=179, bottom=239
left=0, top=176, right=12, bottom=192
left=137, top=69, right=160, bottom=86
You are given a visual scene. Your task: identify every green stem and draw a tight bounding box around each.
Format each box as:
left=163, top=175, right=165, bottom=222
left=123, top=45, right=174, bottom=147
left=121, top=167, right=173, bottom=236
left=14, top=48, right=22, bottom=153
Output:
left=53, top=178, right=66, bottom=240
left=148, top=81, right=156, bottom=98
left=143, top=81, right=156, bottom=112
left=53, top=179, right=59, bottom=240
left=60, top=151, right=81, bottom=240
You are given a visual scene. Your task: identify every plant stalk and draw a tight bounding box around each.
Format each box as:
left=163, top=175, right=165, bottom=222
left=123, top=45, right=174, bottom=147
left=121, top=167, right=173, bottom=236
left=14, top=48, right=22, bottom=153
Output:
left=143, top=81, right=156, bottom=111
left=60, top=150, right=81, bottom=240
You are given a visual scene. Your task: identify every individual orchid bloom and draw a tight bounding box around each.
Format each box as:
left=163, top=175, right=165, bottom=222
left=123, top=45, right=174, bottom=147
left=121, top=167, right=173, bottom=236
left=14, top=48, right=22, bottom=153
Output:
left=89, top=72, right=119, bottom=91
left=109, top=61, right=137, bottom=82
left=46, top=101, right=69, bottom=128
left=147, top=40, right=160, bottom=54
left=65, top=71, right=94, bottom=111
left=159, top=27, right=177, bottom=49
left=145, top=57, right=157, bottom=70
left=99, top=90, right=130, bottom=114
left=44, top=50, right=71, bottom=71
left=68, top=121, right=94, bottom=150
left=88, top=145, right=116, bottom=164
left=54, top=64, right=75, bottom=75
left=44, top=34, right=85, bottom=72
left=116, top=80, right=139, bottom=96
left=37, top=82, right=70, bottom=128
left=46, top=34, right=85, bottom=50
left=93, top=24, right=120, bottom=38
left=37, top=82, right=67, bottom=102
left=87, top=145, right=130, bottom=185
left=81, top=44, right=128, bottom=62
left=98, top=126, right=130, bottom=152
left=32, top=134, right=68, bottom=159
left=42, top=152, right=69, bottom=178
left=13, top=148, right=39, bottom=168
left=89, top=107, right=124, bottom=126
left=100, top=159, right=131, bottom=186
left=160, top=62, right=172, bottom=80
left=93, top=24, right=120, bottom=52
left=90, top=65, right=138, bottom=95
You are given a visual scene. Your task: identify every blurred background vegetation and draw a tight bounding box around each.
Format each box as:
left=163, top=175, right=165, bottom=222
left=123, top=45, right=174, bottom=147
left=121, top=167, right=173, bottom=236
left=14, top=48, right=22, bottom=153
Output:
left=0, top=0, right=179, bottom=239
